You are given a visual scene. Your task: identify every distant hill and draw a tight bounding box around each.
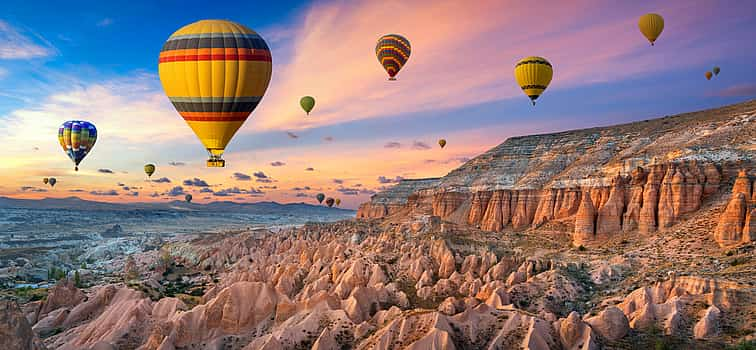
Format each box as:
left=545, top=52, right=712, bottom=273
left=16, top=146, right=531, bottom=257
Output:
left=0, top=196, right=354, bottom=215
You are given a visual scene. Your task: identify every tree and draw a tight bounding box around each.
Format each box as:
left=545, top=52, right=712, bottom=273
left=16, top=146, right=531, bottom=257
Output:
left=73, top=270, right=82, bottom=288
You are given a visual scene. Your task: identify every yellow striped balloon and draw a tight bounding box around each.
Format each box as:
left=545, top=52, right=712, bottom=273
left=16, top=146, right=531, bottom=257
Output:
left=514, top=56, right=553, bottom=106
left=638, top=13, right=664, bottom=46
left=158, top=20, right=272, bottom=167
left=376, top=34, right=411, bottom=80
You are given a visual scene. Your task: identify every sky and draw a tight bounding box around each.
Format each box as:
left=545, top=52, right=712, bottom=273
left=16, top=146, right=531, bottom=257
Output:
left=1, top=0, right=755, bottom=209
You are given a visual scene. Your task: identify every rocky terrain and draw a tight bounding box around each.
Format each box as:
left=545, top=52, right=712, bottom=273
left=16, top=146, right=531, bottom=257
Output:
left=1, top=100, right=755, bottom=349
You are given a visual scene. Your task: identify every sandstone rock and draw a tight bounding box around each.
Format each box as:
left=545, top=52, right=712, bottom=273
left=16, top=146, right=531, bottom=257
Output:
left=585, top=306, right=629, bottom=341
left=703, top=163, right=721, bottom=196
left=743, top=208, right=756, bottom=243
left=596, top=175, right=624, bottom=238
left=555, top=188, right=582, bottom=219
left=432, top=192, right=467, bottom=219
left=39, top=278, right=85, bottom=316
left=693, top=305, right=721, bottom=339
left=481, top=190, right=510, bottom=231
left=0, top=300, right=46, bottom=350
left=556, top=311, right=598, bottom=350
left=638, top=164, right=665, bottom=234
left=623, top=167, right=646, bottom=232
left=714, top=193, right=747, bottom=246
left=532, top=189, right=557, bottom=228
left=512, top=190, right=538, bottom=230
left=732, top=169, right=752, bottom=198
left=573, top=191, right=596, bottom=245
left=468, top=191, right=492, bottom=226
left=657, top=166, right=677, bottom=228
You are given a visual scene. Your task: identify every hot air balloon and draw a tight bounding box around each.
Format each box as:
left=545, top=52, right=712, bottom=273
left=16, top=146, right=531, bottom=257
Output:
left=638, top=13, right=664, bottom=46
left=48, top=178, right=56, bottom=187
left=325, top=197, right=335, bottom=207
left=300, top=96, right=315, bottom=115
left=158, top=20, right=273, bottom=168
left=43, top=178, right=49, bottom=185
left=713, top=67, right=720, bottom=76
left=376, top=34, right=411, bottom=80
left=185, top=194, right=193, bottom=203
left=705, top=71, right=713, bottom=80
left=58, top=121, right=97, bottom=171
left=335, top=198, right=341, bottom=206
left=144, top=164, right=156, bottom=178
left=514, top=57, right=553, bottom=106
left=316, top=193, right=325, bottom=203
left=438, top=139, right=446, bottom=148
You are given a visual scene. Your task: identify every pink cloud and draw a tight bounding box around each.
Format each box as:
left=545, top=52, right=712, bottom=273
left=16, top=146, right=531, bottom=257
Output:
left=249, top=0, right=745, bottom=132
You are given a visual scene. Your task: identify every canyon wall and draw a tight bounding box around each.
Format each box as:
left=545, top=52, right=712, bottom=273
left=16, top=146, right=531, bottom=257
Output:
left=357, top=100, right=756, bottom=245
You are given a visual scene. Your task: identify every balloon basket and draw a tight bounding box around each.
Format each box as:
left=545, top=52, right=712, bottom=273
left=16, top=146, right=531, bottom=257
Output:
left=388, top=77, right=396, bottom=81
left=207, top=159, right=225, bottom=167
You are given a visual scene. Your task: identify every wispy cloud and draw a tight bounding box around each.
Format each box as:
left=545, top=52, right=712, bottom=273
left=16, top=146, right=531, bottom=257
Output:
left=97, top=168, right=114, bottom=174
left=384, top=142, right=402, bottom=149
left=711, top=83, right=756, bottom=97
left=90, top=189, right=118, bottom=196
left=96, top=18, right=114, bottom=27
left=411, top=141, right=431, bottom=150
left=167, top=186, right=184, bottom=196
left=270, top=161, right=286, bottom=167
left=233, top=172, right=252, bottom=181
left=182, top=178, right=209, bottom=187
left=286, top=132, right=299, bottom=139
left=20, top=186, right=47, bottom=192
left=0, top=20, right=56, bottom=59
left=305, top=167, right=315, bottom=171
left=152, top=177, right=171, bottom=183
left=168, top=161, right=185, bottom=166
left=377, top=175, right=404, bottom=184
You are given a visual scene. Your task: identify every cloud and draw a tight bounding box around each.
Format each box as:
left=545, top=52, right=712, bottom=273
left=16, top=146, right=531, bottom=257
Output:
left=90, top=189, right=118, bottom=196
left=150, top=192, right=160, bottom=198
left=97, top=168, right=114, bottom=174
left=295, top=192, right=309, bottom=198
left=199, top=188, right=213, bottom=193
left=212, top=187, right=265, bottom=197
left=68, top=189, right=85, bottom=193
left=270, top=161, right=286, bottom=167
left=411, top=141, right=431, bottom=150
left=305, top=167, right=315, bottom=171
left=129, top=191, right=139, bottom=196
left=377, top=176, right=404, bottom=184
left=712, top=83, right=756, bottom=97
left=0, top=20, right=55, bottom=59
left=253, top=171, right=268, bottom=179
left=32, top=146, right=39, bottom=151
left=337, top=187, right=376, bottom=196
left=425, top=156, right=472, bottom=165
left=167, top=186, right=185, bottom=196
left=233, top=172, right=252, bottom=181
left=286, top=132, right=299, bottom=139
left=96, top=18, right=114, bottom=27
left=260, top=185, right=277, bottom=189
left=183, top=177, right=209, bottom=187
left=117, top=183, right=125, bottom=186
left=292, top=186, right=311, bottom=191
left=384, top=142, right=402, bottom=149
left=323, top=136, right=334, bottom=142
left=168, top=161, right=186, bottom=166
left=333, top=179, right=344, bottom=184
left=152, top=177, right=171, bottom=183
left=20, top=186, right=47, bottom=192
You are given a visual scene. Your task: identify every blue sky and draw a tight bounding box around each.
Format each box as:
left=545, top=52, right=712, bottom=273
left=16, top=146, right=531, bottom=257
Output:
left=1, top=0, right=755, bottom=208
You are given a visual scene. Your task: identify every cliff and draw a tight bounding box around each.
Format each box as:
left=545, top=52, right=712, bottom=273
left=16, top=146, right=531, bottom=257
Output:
left=358, top=100, right=756, bottom=245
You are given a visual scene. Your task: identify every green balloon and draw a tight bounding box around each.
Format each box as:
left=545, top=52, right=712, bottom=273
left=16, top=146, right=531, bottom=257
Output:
left=300, top=96, right=315, bottom=115
left=712, top=66, right=720, bottom=76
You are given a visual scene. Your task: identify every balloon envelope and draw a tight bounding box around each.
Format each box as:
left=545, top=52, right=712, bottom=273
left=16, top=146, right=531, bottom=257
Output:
left=48, top=178, right=56, bottom=187
left=144, top=164, right=156, bottom=177
left=316, top=193, right=325, bottom=203
left=185, top=194, right=193, bottom=203
left=325, top=197, right=335, bottom=207
left=638, top=13, right=664, bottom=46
left=43, top=178, right=49, bottom=185
left=335, top=198, right=341, bottom=206
left=438, top=139, right=446, bottom=148
left=376, top=34, right=411, bottom=80
left=514, top=57, right=553, bottom=105
left=705, top=71, right=712, bottom=80
left=713, top=67, right=720, bottom=75
left=58, top=121, right=97, bottom=171
left=300, top=96, right=315, bottom=115
left=159, top=20, right=272, bottom=168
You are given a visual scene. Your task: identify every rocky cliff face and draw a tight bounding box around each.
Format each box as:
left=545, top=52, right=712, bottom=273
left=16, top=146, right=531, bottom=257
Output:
left=359, top=100, right=756, bottom=245
left=357, top=178, right=440, bottom=219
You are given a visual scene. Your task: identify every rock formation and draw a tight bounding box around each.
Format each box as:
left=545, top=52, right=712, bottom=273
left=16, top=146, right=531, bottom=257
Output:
left=573, top=192, right=596, bottom=245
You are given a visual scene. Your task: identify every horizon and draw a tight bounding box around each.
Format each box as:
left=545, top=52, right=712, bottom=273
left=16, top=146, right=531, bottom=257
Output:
left=2, top=0, right=756, bottom=209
